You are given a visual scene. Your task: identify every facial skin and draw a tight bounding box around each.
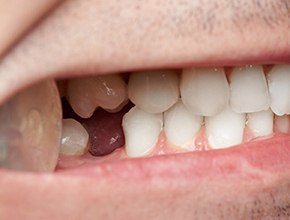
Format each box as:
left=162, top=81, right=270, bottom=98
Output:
left=0, top=0, right=289, bottom=219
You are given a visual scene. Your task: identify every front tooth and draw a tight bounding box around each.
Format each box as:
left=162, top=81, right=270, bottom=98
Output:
left=122, top=106, right=163, bottom=157
left=267, top=64, right=290, bottom=116
left=67, top=74, right=128, bottom=118
left=0, top=80, right=62, bottom=172
left=60, top=119, right=89, bottom=156
left=247, top=109, right=273, bottom=138
left=128, top=70, right=179, bottom=113
left=274, top=115, right=290, bottom=133
left=164, top=100, right=202, bottom=148
left=205, top=107, right=245, bottom=149
left=180, top=67, right=229, bottom=116
left=230, top=65, right=270, bottom=113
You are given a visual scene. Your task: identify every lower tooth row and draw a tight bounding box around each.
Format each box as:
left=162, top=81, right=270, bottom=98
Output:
left=123, top=103, right=289, bottom=157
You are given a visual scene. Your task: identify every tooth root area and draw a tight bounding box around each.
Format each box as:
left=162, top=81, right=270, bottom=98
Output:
left=60, top=119, right=89, bottom=156
left=230, top=65, right=270, bottom=113
left=122, top=106, right=163, bottom=157
left=180, top=67, right=229, bottom=116
left=205, top=106, right=245, bottom=149
left=274, top=115, right=290, bottom=133
left=247, top=109, right=273, bottom=138
left=128, top=70, right=179, bottom=114
left=267, top=64, right=290, bottom=116
left=67, top=74, right=128, bottom=118
left=164, top=100, right=202, bottom=148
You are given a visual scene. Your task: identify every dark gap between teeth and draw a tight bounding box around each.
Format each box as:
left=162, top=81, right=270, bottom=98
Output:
left=62, top=97, right=133, bottom=156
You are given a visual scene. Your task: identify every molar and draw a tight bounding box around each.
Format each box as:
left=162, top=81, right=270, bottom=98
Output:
left=0, top=80, right=62, bottom=172
left=67, top=74, right=128, bottom=118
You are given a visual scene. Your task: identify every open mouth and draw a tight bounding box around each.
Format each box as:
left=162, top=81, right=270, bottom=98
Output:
left=0, top=0, right=290, bottom=219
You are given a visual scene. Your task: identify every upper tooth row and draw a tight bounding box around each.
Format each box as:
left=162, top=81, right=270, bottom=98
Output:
left=129, top=65, right=290, bottom=116
left=66, top=64, right=290, bottom=118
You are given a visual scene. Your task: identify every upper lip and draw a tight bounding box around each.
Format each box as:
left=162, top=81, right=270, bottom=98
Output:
left=0, top=0, right=289, bottom=106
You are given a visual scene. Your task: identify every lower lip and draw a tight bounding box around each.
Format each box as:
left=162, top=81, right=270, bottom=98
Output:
left=0, top=134, right=289, bottom=218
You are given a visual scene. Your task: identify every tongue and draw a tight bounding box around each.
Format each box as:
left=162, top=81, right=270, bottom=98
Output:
left=62, top=98, right=133, bottom=156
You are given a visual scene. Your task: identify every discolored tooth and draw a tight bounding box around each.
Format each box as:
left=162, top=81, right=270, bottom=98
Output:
left=128, top=70, right=179, bottom=114
left=67, top=74, right=128, bottom=118
left=164, top=100, right=202, bottom=148
left=274, top=115, right=290, bottom=133
left=267, top=64, right=290, bottom=116
left=247, top=109, right=273, bottom=138
left=181, top=67, right=229, bottom=116
left=230, top=65, right=270, bottom=113
left=205, top=106, right=245, bottom=149
left=60, top=119, right=89, bottom=156
left=122, top=106, right=163, bottom=157
left=0, top=80, right=62, bottom=172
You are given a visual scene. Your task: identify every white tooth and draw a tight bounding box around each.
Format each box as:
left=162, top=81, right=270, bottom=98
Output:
left=122, top=106, right=163, bottom=157
left=180, top=67, right=229, bottom=116
left=0, top=80, right=62, bottom=172
left=128, top=70, right=179, bottom=113
left=60, top=119, right=89, bottom=156
left=274, top=115, right=290, bottom=133
left=230, top=65, right=270, bottom=113
left=205, top=106, right=245, bottom=149
left=267, top=64, right=290, bottom=116
left=67, top=74, right=127, bottom=118
left=164, top=100, right=202, bottom=148
left=247, top=109, right=273, bottom=138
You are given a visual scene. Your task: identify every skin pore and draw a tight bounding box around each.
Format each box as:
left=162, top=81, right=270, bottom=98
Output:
left=0, top=0, right=289, bottom=219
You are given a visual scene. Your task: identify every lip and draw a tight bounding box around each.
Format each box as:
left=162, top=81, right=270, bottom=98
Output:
left=0, top=0, right=290, bottom=218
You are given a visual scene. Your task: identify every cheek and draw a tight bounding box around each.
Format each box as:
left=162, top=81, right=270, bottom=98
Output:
left=0, top=0, right=60, bottom=58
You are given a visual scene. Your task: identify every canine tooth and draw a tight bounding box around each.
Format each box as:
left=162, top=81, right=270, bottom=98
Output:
left=247, top=109, right=273, bottom=138
left=60, top=119, right=89, bottom=156
left=122, top=106, right=162, bottom=157
left=230, top=65, right=270, bottom=113
left=164, top=100, right=202, bottom=148
left=205, top=106, right=245, bottom=149
left=267, top=64, right=290, bottom=116
left=274, top=115, right=290, bottom=133
left=181, top=67, right=229, bottom=116
left=67, top=74, right=127, bottom=118
left=128, top=70, right=179, bottom=113
left=0, top=80, right=62, bottom=172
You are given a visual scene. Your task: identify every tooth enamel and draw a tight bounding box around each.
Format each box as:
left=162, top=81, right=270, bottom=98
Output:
left=274, top=115, right=290, bottom=133
left=247, top=109, right=273, bottom=138
left=230, top=65, right=270, bottom=113
left=128, top=70, right=179, bottom=113
left=164, top=100, right=202, bottom=148
left=267, top=64, right=290, bottom=116
left=0, top=80, right=62, bottom=172
left=205, top=106, right=245, bottom=149
left=180, top=67, right=229, bottom=116
left=67, top=74, right=128, bottom=118
left=60, top=119, right=89, bottom=156
left=122, top=106, right=163, bottom=157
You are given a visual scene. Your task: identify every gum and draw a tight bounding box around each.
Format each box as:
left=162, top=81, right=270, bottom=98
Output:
left=56, top=124, right=289, bottom=173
